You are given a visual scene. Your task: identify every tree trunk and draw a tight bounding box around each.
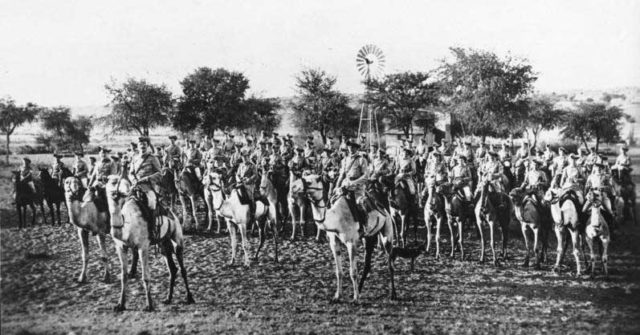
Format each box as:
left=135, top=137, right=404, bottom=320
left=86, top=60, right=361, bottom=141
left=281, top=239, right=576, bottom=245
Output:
left=5, top=133, right=10, bottom=165
left=595, top=137, right=600, bottom=152
left=580, top=135, right=589, bottom=151
left=321, top=125, right=326, bottom=145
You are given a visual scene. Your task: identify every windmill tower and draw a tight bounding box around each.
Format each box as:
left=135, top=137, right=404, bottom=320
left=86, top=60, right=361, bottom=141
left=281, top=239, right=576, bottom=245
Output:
left=356, top=44, right=385, bottom=149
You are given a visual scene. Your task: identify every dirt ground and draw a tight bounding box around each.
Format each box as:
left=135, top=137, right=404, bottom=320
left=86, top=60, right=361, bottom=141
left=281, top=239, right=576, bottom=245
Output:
left=2, top=153, right=640, bottom=334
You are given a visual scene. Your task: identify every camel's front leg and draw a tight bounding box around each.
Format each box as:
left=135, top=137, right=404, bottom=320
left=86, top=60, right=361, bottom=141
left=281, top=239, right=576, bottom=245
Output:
left=113, top=244, right=128, bottom=312
left=190, top=196, right=200, bottom=230
left=602, top=237, right=610, bottom=279
left=570, top=229, right=582, bottom=276
left=328, top=233, right=343, bottom=302
left=476, top=213, right=485, bottom=263
left=586, top=236, right=596, bottom=279
left=399, top=214, right=407, bottom=248
left=434, top=215, right=442, bottom=259
left=532, top=226, right=541, bottom=270
left=180, top=195, right=190, bottom=230
left=238, top=222, right=251, bottom=267
left=139, top=247, right=154, bottom=312
left=77, top=228, right=89, bottom=283
left=271, top=218, right=279, bottom=263
left=227, top=221, right=238, bottom=265
left=29, top=203, right=37, bottom=226
left=162, top=241, right=178, bottom=305
left=521, top=223, right=530, bottom=267
left=425, top=209, right=432, bottom=255
left=552, top=226, right=565, bottom=273
left=346, top=241, right=359, bottom=303
left=447, top=217, right=456, bottom=258
left=204, top=192, right=215, bottom=231
left=489, top=220, right=498, bottom=266
left=457, top=218, right=465, bottom=261
left=299, top=203, right=306, bottom=238
left=96, top=234, right=111, bottom=283
left=288, top=201, right=297, bottom=240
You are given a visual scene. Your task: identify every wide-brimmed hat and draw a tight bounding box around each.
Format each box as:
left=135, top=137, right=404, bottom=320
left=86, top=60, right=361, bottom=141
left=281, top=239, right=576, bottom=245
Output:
left=346, top=141, right=361, bottom=149
left=457, top=155, right=468, bottom=162
left=168, top=135, right=177, bottom=140
left=295, top=146, right=304, bottom=152
left=138, top=136, right=149, bottom=143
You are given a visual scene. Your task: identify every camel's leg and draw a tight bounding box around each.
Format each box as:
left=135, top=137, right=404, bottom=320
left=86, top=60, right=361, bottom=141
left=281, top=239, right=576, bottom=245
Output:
left=204, top=192, right=214, bottom=231
left=358, top=236, right=376, bottom=294
left=128, top=249, right=139, bottom=279
left=532, top=226, right=541, bottom=270
left=77, top=228, right=89, bottom=283
left=29, top=203, right=36, bottom=226
left=162, top=241, right=178, bottom=305
left=139, top=248, right=154, bottom=312
left=434, top=215, right=442, bottom=259
left=190, top=196, right=200, bottom=230
left=96, top=234, right=111, bottom=283
left=586, top=236, right=596, bottom=279
left=17, top=204, right=23, bottom=229
left=571, top=229, right=582, bottom=276
left=48, top=200, right=55, bottom=226
left=239, top=223, right=250, bottom=267
left=56, top=202, right=62, bottom=226
left=425, top=213, right=432, bottom=255
left=114, top=245, right=127, bottom=312
left=328, top=233, right=343, bottom=302
left=400, top=214, right=407, bottom=248
left=288, top=201, right=296, bottom=240
left=602, top=237, right=610, bottom=279
left=173, top=243, right=195, bottom=304
left=412, top=205, right=419, bottom=243
left=457, top=218, right=465, bottom=261
left=383, top=238, right=397, bottom=300
left=501, top=217, right=510, bottom=260
left=476, top=214, right=485, bottom=263
left=180, top=195, right=190, bottom=230
left=447, top=217, right=455, bottom=258
left=39, top=201, right=47, bottom=225
left=299, top=203, right=306, bottom=238
left=254, top=218, right=265, bottom=261
left=227, top=221, right=238, bottom=265
left=271, top=218, right=279, bottom=263
left=521, top=224, right=530, bottom=267
left=489, top=220, right=498, bottom=266
left=552, top=226, right=565, bottom=273
left=216, top=214, right=224, bottom=234
left=346, top=241, right=359, bottom=303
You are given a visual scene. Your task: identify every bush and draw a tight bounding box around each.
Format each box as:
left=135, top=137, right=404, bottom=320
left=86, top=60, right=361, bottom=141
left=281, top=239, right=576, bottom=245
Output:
left=15, top=145, right=50, bottom=155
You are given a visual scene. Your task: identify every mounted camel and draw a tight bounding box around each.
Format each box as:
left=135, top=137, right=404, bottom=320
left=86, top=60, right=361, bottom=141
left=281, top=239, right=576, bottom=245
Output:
left=611, top=146, right=636, bottom=225
left=544, top=154, right=586, bottom=275
left=175, top=139, right=204, bottom=231
left=12, top=157, right=47, bottom=228
left=203, top=161, right=228, bottom=233
left=509, top=159, right=551, bottom=269
left=475, top=152, right=512, bottom=266
left=39, top=166, right=72, bottom=226
left=106, top=137, right=194, bottom=312
left=63, top=175, right=111, bottom=283
left=422, top=151, right=450, bottom=258
left=442, top=155, right=475, bottom=260
left=287, top=148, right=309, bottom=240
left=389, top=147, right=420, bottom=247
left=217, top=148, right=278, bottom=266
left=585, top=198, right=611, bottom=279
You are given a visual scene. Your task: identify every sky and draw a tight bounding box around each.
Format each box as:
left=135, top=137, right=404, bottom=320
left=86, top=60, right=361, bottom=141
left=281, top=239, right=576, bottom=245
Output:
left=1, top=0, right=639, bottom=107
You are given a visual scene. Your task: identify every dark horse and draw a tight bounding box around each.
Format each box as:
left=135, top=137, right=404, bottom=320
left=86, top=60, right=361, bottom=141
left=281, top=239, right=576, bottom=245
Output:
left=39, top=168, right=70, bottom=225
left=12, top=171, right=47, bottom=228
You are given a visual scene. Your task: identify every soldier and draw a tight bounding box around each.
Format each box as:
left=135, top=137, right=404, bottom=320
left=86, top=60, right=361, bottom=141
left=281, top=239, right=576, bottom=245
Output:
left=204, top=139, right=218, bottom=166
left=515, top=142, right=530, bottom=167
left=111, top=155, right=122, bottom=176
left=339, top=135, right=348, bottom=152
left=199, top=135, right=212, bottom=152
left=476, top=142, right=488, bottom=165
left=223, top=132, right=236, bottom=153
left=583, top=162, right=614, bottom=217
left=559, top=153, right=585, bottom=205
left=229, top=143, right=243, bottom=175
left=585, top=147, right=599, bottom=170
left=164, top=135, right=182, bottom=169
left=236, top=147, right=258, bottom=222
left=303, top=139, right=317, bottom=174
left=51, top=152, right=66, bottom=180
left=550, top=147, right=569, bottom=188
left=87, top=147, right=116, bottom=206
left=335, top=141, right=370, bottom=230
left=480, top=152, right=507, bottom=194
left=325, top=136, right=335, bottom=151
left=498, top=142, right=512, bottom=163
left=450, top=155, right=474, bottom=200
left=73, top=151, right=89, bottom=187
left=183, top=139, right=203, bottom=180
left=542, top=144, right=555, bottom=167
left=288, top=147, right=308, bottom=179
left=20, top=157, right=37, bottom=193
left=395, top=147, right=417, bottom=197
left=370, top=148, right=392, bottom=181
left=423, top=151, right=448, bottom=199
left=612, top=145, right=631, bottom=180
left=243, top=138, right=255, bottom=155
left=519, top=159, right=548, bottom=205
left=415, top=138, right=427, bottom=158
left=129, top=136, right=163, bottom=238
left=252, top=140, right=266, bottom=165
left=88, top=157, right=97, bottom=178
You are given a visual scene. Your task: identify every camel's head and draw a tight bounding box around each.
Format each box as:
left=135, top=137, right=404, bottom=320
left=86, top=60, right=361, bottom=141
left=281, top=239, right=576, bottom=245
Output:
left=105, top=175, right=130, bottom=200
left=543, top=188, right=558, bottom=203
left=301, top=174, right=324, bottom=203
left=65, top=176, right=82, bottom=194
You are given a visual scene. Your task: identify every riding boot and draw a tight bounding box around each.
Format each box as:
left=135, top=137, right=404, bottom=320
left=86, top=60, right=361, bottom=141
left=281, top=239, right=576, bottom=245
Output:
left=249, top=201, right=256, bottom=224
left=148, top=210, right=156, bottom=242
left=357, top=206, right=368, bottom=236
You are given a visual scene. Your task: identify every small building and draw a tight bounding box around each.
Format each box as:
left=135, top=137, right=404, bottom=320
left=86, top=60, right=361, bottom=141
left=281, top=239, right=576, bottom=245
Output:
left=381, top=109, right=451, bottom=151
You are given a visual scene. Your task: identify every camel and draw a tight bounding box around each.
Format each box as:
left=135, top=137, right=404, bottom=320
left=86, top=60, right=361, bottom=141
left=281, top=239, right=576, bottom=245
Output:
left=11, top=171, right=47, bottom=228
left=203, top=169, right=227, bottom=233
left=295, top=174, right=422, bottom=302
left=544, top=188, right=585, bottom=275
left=158, top=167, right=179, bottom=210
left=442, top=178, right=472, bottom=260
left=288, top=173, right=308, bottom=240
left=63, top=176, right=111, bottom=283
left=218, top=183, right=277, bottom=266
left=39, top=168, right=67, bottom=226
left=509, top=187, right=550, bottom=269
left=105, top=175, right=194, bottom=312
left=386, top=177, right=418, bottom=247
left=174, top=167, right=203, bottom=231
left=475, top=178, right=511, bottom=266
left=423, top=179, right=449, bottom=258
left=585, top=200, right=611, bottom=279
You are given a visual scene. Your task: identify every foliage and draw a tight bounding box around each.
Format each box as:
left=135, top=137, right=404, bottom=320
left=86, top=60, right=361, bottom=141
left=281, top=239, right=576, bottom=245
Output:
left=0, top=97, right=41, bottom=163
left=291, top=68, right=359, bottom=143
left=174, top=67, right=249, bottom=136
left=38, top=107, right=93, bottom=152
left=365, top=71, right=440, bottom=138
left=414, top=108, right=439, bottom=138
left=242, top=96, right=282, bottom=133
left=561, top=102, right=624, bottom=151
left=439, top=47, right=537, bottom=139
left=521, top=95, right=567, bottom=148
left=103, top=78, right=173, bottom=136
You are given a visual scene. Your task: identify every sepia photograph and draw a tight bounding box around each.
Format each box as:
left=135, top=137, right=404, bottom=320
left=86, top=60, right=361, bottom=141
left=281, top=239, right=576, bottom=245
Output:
left=1, top=0, right=639, bottom=333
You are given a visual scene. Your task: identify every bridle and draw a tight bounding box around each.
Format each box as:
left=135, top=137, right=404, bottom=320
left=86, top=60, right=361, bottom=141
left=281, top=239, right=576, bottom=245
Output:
left=301, top=177, right=327, bottom=224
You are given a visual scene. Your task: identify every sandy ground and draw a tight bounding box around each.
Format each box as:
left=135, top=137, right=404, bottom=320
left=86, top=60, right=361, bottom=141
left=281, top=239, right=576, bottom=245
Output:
left=2, top=153, right=640, bottom=334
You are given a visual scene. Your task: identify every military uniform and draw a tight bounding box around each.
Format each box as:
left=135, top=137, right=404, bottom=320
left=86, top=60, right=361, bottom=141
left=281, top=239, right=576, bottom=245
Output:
left=395, top=157, right=417, bottom=195
left=183, top=146, right=203, bottom=179
left=584, top=168, right=613, bottom=215
left=90, top=157, right=116, bottom=187
left=73, top=158, right=89, bottom=187
left=288, top=155, right=308, bottom=179
left=337, top=153, right=369, bottom=201
left=20, top=164, right=37, bottom=193
left=370, top=156, right=392, bottom=180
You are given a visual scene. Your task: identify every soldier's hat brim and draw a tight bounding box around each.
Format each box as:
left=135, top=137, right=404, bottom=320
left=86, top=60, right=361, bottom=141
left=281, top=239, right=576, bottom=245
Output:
left=168, top=135, right=177, bottom=140
left=346, top=141, right=360, bottom=149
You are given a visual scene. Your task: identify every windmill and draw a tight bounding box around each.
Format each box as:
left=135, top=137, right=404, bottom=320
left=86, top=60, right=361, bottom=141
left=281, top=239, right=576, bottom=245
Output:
left=356, top=44, right=385, bottom=150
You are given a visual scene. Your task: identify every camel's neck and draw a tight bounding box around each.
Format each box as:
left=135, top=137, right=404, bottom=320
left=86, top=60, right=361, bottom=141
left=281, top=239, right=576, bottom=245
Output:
left=66, top=198, right=82, bottom=225
left=107, top=196, right=124, bottom=229
left=310, top=199, right=326, bottom=223
left=591, top=208, right=602, bottom=227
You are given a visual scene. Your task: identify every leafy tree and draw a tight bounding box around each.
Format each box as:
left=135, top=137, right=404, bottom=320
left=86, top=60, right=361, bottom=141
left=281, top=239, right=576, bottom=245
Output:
left=103, top=78, right=173, bottom=136
left=521, top=95, right=567, bottom=148
left=561, top=102, right=623, bottom=151
left=0, top=97, right=40, bottom=163
left=365, top=71, right=440, bottom=138
left=414, top=108, right=439, bottom=139
left=174, top=67, right=249, bottom=136
left=38, top=107, right=93, bottom=151
left=242, top=96, right=282, bottom=133
left=291, top=68, right=359, bottom=143
left=439, top=47, right=537, bottom=140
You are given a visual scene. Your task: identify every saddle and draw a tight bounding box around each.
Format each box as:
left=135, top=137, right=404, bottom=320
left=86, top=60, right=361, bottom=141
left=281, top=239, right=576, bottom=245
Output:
left=341, top=189, right=386, bottom=237
left=129, top=187, right=168, bottom=243
left=91, top=186, right=110, bottom=213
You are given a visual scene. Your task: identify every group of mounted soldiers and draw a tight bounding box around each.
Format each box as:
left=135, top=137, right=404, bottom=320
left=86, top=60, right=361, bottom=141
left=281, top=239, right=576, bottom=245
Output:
left=17, top=128, right=634, bottom=233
